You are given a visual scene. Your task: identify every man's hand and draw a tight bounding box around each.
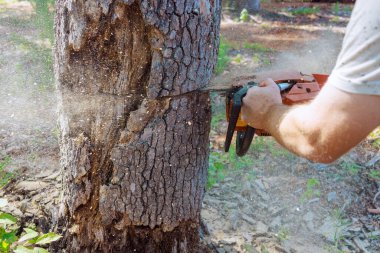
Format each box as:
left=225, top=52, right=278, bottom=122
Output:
left=241, top=78, right=282, bottom=130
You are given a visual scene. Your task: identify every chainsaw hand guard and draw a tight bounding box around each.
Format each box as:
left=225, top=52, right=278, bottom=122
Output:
left=224, top=82, right=257, bottom=156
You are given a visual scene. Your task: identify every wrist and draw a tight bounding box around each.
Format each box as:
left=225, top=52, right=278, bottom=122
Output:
left=262, top=104, right=286, bottom=134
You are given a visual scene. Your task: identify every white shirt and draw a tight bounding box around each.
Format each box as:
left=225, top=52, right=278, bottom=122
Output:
left=329, top=0, right=380, bottom=95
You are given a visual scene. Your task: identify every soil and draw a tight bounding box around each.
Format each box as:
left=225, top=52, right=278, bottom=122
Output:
left=1, top=1, right=380, bottom=253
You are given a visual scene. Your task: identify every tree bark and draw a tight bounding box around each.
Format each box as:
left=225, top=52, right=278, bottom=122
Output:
left=54, top=0, right=221, bottom=252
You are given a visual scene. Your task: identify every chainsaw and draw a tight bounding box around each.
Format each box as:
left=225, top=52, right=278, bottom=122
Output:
left=205, top=71, right=329, bottom=156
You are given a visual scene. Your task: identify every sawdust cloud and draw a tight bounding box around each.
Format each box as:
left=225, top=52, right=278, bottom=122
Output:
left=263, top=30, right=344, bottom=75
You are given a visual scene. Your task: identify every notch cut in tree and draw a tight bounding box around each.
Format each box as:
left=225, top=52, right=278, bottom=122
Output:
left=54, top=0, right=221, bottom=252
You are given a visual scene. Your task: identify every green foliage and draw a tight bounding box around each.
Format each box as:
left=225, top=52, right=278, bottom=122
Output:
left=260, top=245, right=270, bottom=253
left=331, top=209, right=351, bottom=250
left=9, top=32, right=53, bottom=90
left=266, top=139, right=294, bottom=160
left=262, top=58, right=271, bottom=66
left=250, top=137, right=294, bottom=160
left=252, top=54, right=261, bottom=63
left=30, top=0, right=55, bottom=43
left=302, top=178, right=320, bottom=201
left=340, top=161, right=363, bottom=176
left=211, top=111, right=225, bottom=129
left=207, top=151, right=228, bottom=189
left=243, top=42, right=271, bottom=53
left=330, top=16, right=341, bottom=23
left=208, top=145, right=254, bottom=189
left=242, top=243, right=256, bottom=253
left=369, top=169, right=380, bottom=180
left=6, top=0, right=55, bottom=90
left=0, top=198, right=61, bottom=253
left=291, top=6, right=320, bottom=16
left=277, top=227, right=289, bottom=242
left=215, top=38, right=231, bottom=75
left=233, top=54, right=243, bottom=64
left=228, top=145, right=254, bottom=170
left=240, top=8, right=249, bottom=22
left=369, top=127, right=380, bottom=148
left=343, top=5, right=352, bottom=14
left=332, top=2, right=340, bottom=14
left=210, top=94, right=225, bottom=129
left=0, top=157, right=14, bottom=189
left=250, top=137, right=266, bottom=153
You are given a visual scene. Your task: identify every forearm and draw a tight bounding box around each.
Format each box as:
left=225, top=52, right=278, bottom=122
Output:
left=262, top=84, right=380, bottom=163
left=264, top=104, right=330, bottom=163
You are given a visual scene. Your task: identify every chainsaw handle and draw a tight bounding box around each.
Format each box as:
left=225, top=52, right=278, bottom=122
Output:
left=224, top=98, right=242, bottom=152
left=224, top=82, right=257, bottom=155
left=236, top=126, right=256, bottom=156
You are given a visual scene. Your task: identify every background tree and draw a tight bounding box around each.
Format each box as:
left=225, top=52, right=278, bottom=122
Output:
left=55, top=0, right=221, bottom=252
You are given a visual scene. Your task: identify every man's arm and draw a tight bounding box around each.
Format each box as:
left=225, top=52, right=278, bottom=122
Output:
left=241, top=79, right=380, bottom=163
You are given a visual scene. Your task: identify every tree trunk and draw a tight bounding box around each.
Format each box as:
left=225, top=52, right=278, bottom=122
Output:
left=54, top=0, right=221, bottom=252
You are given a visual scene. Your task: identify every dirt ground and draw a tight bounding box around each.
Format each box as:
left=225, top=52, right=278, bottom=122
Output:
left=1, top=1, right=380, bottom=253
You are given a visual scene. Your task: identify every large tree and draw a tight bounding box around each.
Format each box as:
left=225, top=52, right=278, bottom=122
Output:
left=54, top=0, right=221, bottom=252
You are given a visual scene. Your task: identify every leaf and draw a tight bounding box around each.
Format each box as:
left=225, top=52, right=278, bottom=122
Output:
left=1, top=240, right=10, bottom=251
left=19, top=228, right=39, bottom=243
left=14, top=246, right=34, bottom=253
left=3, top=231, right=18, bottom=244
left=33, top=247, right=49, bottom=253
left=35, top=232, right=62, bottom=245
left=0, top=213, right=17, bottom=224
left=0, top=198, right=8, bottom=208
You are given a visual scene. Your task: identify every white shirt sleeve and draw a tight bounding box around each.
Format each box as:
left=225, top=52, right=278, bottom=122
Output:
left=329, top=0, right=380, bottom=95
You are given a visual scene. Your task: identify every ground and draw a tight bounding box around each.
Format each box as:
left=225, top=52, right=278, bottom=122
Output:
left=1, top=1, right=380, bottom=253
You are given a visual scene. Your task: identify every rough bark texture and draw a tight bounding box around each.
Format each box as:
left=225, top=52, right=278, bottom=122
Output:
left=54, top=0, right=221, bottom=252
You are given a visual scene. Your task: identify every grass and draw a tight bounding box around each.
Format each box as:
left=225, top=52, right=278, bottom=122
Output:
left=340, top=161, right=363, bottom=176
left=9, top=32, right=53, bottom=90
left=369, top=169, right=380, bottom=180
left=0, top=0, right=18, bottom=5
left=267, top=140, right=294, bottom=159
left=4, top=0, right=55, bottom=91
left=291, top=6, right=320, bottom=16
left=277, top=227, right=289, bottom=242
left=252, top=54, right=260, bottom=63
left=240, top=8, right=249, bottom=22
left=262, top=58, right=271, bottom=66
left=242, top=244, right=255, bottom=253
left=208, top=145, right=255, bottom=189
left=211, top=110, right=225, bottom=129
left=301, top=178, right=320, bottom=201
left=368, top=127, right=380, bottom=148
left=233, top=54, right=243, bottom=63
left=0, top=157, right=15, bottom=188
left=215, top=38, right=231, bottom=75
left=31, top=0, right=55, bottom=43
left=260, top=245, right=270, bottom=253
left=332, top=2, right=340, bottom=14
left=208, top=151, right=228, bottom=189
left=332, top=209, right=351, bottom=251
left=243, top=42, right=271, bottom=53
